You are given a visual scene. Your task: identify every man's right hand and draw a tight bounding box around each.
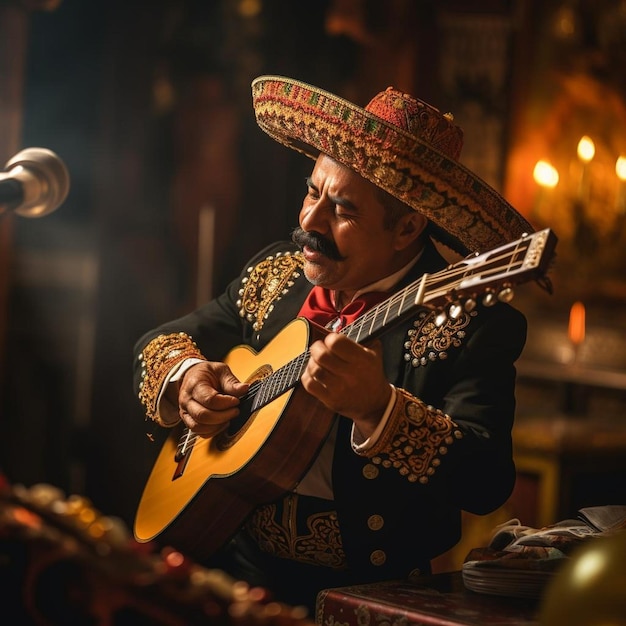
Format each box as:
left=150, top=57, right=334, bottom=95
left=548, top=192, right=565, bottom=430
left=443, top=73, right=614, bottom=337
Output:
left=176, top=361, right=249, bottom=437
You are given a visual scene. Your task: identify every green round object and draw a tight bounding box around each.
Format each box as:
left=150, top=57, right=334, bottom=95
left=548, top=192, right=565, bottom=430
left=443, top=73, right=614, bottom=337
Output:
left=539, top=530, right=626, bottom=625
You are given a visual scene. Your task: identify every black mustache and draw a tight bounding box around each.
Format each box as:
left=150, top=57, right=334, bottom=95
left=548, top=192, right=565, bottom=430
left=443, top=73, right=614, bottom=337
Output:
left=291, top=228, right=344, bottom=261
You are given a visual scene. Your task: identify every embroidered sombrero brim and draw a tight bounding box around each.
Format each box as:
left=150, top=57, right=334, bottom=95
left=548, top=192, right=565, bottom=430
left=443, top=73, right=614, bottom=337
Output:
left=251, top=75, right=534, bottom=256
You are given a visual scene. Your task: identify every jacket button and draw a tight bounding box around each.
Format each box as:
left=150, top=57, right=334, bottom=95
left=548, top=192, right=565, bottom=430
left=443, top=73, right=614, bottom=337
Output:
left=370, top=550, right=386, bottom=566
left=362, top=464, right=379, bottom=479
left=367, top=514, right=384, bottom=531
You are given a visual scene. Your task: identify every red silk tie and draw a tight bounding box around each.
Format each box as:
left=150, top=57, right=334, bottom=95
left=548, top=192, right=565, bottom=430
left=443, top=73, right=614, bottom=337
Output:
left=298, top=286, right=390, bottom=331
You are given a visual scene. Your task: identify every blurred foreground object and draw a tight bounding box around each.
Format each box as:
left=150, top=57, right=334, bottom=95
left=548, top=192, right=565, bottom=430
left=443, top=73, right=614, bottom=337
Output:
left=539, top=529, right=626, bottom=625
left=0, top=476, right=312, bottom=625
left=0, top=147, right=70, bottom=218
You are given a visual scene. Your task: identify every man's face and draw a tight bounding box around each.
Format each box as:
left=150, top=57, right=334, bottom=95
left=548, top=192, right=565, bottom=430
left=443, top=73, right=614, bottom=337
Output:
left=294, top=154, right=415, bottom=297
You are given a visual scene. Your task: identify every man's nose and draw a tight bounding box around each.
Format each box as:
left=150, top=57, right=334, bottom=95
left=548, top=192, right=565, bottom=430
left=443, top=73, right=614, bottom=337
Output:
left=300, top=198, right=331, bottom=233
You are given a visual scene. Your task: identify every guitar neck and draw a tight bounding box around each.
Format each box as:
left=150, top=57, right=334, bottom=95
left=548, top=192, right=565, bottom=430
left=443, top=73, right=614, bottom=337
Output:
left=251, top=228, right=556, bottom=412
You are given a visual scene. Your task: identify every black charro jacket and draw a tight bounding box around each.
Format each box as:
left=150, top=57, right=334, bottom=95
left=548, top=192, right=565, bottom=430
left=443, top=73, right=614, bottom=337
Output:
left=133, top=238, right=527, bottom=584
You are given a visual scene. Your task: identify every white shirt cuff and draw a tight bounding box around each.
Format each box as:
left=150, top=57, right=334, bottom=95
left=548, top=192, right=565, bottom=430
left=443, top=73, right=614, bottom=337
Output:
left=155, top=357, right=205, bottom=426
left=351, top=384, right=397, bottom=452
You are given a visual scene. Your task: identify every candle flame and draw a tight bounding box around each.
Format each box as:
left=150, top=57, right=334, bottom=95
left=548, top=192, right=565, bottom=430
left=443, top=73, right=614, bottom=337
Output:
left=568, top=301, right=586, bottom=346
left=533, top=160, right=559, bottom=188
left=577, top=136, right=595, bottom=163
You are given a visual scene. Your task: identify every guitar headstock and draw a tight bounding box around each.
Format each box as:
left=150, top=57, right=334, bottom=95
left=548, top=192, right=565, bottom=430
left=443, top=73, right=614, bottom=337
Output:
left=461, top=228, right=557, bottom=289
left=424, top=228, right=558, bottom=317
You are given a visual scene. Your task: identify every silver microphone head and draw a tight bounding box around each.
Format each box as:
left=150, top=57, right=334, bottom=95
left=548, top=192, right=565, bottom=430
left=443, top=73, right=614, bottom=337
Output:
left=4, top=147, right=70, bottom=218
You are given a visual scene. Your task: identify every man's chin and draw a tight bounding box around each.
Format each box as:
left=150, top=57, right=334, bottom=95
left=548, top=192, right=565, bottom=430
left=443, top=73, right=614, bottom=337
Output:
left=303, top=262, right=332, bottom=287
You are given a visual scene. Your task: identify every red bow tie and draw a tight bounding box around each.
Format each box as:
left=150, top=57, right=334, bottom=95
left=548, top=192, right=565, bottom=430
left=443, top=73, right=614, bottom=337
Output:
left=298, top=286, right=390, bottom=331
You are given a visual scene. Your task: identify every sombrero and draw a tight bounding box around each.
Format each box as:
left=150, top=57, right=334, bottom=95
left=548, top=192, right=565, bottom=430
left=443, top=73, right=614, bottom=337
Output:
left=251, top=75, right=534, bottom=256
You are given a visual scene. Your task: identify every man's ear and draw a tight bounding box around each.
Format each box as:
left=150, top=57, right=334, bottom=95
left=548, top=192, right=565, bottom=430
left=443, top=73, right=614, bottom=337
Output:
left=393, top=212, right=428, bottom=251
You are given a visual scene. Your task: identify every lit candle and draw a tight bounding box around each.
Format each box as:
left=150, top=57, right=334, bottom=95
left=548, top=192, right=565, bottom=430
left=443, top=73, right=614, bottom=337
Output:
left=615, top=155, right=626, bottom=215
left=568, top=300, right=586, bottom=347
left=563, top=301, right=588, bottom=414
left=532, top=160, right=559, bottom=220
left=576, top=136, right=595, bottom=203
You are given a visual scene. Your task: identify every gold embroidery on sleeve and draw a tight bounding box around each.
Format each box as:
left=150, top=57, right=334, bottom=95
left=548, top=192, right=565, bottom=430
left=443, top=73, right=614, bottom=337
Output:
left=362, top=388, right=463, bottom=483
left=138, top=332, right=204, bottom=426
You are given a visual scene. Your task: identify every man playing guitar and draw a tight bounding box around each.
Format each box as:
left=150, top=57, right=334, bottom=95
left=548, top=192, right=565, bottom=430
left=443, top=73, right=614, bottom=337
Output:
left=132, top=76, right=555, bottom=614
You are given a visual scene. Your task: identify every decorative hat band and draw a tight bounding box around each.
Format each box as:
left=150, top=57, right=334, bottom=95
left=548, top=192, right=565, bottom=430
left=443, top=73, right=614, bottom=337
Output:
left=252, top=75, right=533, bottom=256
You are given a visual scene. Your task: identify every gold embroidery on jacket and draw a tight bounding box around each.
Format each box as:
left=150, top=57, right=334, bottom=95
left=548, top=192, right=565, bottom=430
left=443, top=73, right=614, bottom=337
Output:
left=245, top=494, right=347, bottom=568
left=237, top=251, right=305, bottom=331
left=362, top=388, right=463, bottom=484
left=404, top=309, right=476, bottom=367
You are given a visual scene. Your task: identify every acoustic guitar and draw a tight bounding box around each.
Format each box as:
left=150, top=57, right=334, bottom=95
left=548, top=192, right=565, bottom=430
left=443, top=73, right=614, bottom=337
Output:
left=134, top=228, right=557, bottom=560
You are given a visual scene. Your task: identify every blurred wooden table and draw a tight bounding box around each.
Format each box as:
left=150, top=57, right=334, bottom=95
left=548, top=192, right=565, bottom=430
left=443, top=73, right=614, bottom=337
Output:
left=316, top=571, right=539, bottom=626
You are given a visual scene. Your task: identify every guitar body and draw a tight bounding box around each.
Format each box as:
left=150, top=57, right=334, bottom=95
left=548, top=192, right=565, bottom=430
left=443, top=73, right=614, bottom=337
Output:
left=134, top=317, right=336, bottom=559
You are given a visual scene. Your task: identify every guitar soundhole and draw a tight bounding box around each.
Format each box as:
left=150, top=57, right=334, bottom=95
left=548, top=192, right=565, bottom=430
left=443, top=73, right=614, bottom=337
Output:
left=216, top=363, right=273, bottom=451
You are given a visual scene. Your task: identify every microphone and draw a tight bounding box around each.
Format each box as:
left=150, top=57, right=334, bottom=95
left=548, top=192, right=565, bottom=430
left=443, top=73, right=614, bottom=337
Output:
left=0, top=147, right=70, bottom=218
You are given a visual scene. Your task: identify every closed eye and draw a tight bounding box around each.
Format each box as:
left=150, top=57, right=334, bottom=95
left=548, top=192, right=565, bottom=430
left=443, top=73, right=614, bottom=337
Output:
left=305, top=176, right=359, bottom=219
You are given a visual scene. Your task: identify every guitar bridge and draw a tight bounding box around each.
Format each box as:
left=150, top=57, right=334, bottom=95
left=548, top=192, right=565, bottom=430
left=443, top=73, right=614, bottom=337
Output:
left=173, top=430, right=194, bottom=480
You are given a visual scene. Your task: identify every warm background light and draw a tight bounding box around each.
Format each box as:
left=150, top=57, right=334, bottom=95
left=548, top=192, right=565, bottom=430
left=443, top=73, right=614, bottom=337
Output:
left=533, top=160, right=559, bottom=188
left=615, top=156, right=626, bottom=182
left=577, top=135, right=595, bottom=163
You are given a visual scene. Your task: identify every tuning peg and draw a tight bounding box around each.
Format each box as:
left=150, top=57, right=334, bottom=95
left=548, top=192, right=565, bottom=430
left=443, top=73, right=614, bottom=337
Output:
left=482, top=291, right=497, bottom=306
left=449, top=303, right=463, bottom=319
left=464, top=298, right=477, bottom=312
left=498, top=287, right=514, bottom=303
left=435, top=311, right=447, bottom=326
